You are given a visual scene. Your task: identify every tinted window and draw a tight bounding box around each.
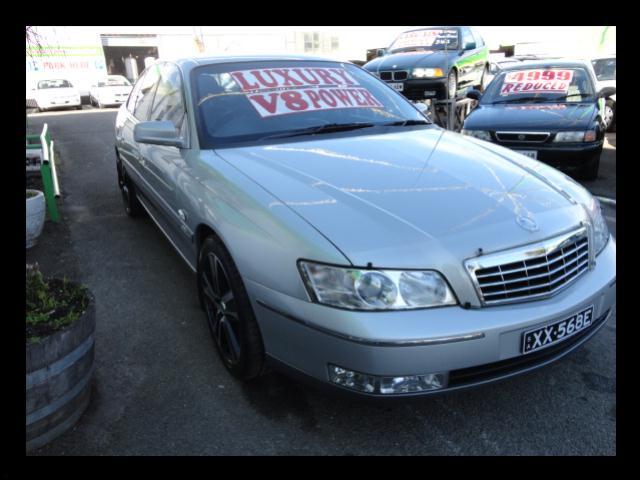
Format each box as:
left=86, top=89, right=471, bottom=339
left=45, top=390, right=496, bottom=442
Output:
left=132, top=65, right=161, bottom=120
left=461, top=27, right=475, bottom=48
left=471, top=28, right=484, bottom=48
left=191, top=60, right=430, bottom=148
left=149, top=63, right=186, bottom=130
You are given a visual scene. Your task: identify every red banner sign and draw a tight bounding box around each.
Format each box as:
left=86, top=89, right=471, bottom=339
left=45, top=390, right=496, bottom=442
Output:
left=500, top=69, right=574, bottom=96
left=229, top=67, right=383, bottom=118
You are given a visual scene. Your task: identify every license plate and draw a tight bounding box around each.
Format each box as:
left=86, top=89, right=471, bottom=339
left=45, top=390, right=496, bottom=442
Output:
left=423, top=90, right=437, bottom=97
left=514, top=150, right=537, bottom=159
left=522, top=306, right=594, bottom=354
left=388, top=82, right=404, bottom=92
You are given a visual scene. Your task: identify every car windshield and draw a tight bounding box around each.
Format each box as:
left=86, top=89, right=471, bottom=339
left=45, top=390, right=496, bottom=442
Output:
left=592, top=58, right=616, bottom=81
left=98, top=77, right=131, bottom=87
left=388, top=28, right=459, bottom=53
left=480, top=67, right=595, bottom=104
left=38, top=79, right=73, bottom=89
left=191, top=60, right=430, bottom=148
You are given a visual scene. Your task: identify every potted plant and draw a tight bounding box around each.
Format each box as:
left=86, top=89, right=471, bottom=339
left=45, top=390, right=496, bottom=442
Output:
left=26, top=263, right=95, bottom=452
left=26, top=189, right=45, bottom=248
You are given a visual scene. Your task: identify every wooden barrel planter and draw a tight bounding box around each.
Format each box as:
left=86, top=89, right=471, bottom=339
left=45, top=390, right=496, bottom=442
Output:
left=26, top=289, right=95, bottom=452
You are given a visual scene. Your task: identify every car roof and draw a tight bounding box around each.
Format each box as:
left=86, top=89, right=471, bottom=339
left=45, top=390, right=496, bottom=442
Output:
left=500, top=59, right=593, bottom=71
left=171, top=54, right=341, bottom=69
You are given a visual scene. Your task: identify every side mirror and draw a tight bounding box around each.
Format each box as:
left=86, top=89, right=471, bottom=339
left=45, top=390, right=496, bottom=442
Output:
left=414, top=102, right=429, bottom=117
left=463, top=41, right=476, bottom=51
left=376, top=48, right=387, bottom=58
left=489, top=63, right=498, bottom=74
left=466, top=89, right=482, bottom=101
left=598, top=86, right=616, bottom=98
left=134, top=121, right=184, bottom=148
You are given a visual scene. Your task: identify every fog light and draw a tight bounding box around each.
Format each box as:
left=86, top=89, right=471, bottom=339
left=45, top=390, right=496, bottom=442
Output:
left=328, top=365, right=376, bottom=393
left=380, top=373, right=446, bottom=394
left=328, top=364, right=447, bottom=395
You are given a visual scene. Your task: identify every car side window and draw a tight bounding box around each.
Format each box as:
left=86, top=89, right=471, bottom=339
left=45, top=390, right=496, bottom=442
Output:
left=461, top=27, right=475, bottom=49
left=132, top=65, right=161, bottom=121
left=149, top=63, right=186, bottom=132
left=126, top=74, right=145, bottom=113
left=471, top=28, right=484, bottom=48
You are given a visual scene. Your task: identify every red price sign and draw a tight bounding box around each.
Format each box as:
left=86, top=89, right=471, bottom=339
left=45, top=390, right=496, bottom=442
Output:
left=230, top=67, right=383, bottom=118
left=500, top=69, right=574, bottom=96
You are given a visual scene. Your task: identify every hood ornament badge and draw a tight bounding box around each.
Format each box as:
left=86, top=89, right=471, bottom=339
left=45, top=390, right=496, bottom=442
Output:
left=516, top=214, right=539, bottom=232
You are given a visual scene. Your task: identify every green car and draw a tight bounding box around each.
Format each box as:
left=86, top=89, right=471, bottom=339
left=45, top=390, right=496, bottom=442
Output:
left=364, top=26, right=490, bottom=101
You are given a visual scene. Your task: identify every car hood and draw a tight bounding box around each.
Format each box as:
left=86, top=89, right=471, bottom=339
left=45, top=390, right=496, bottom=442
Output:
left=215, top=129, right=587, bottom=268
left=364, top=50, right=460, bottom=72
left=464, top=103, right=597, bottom=131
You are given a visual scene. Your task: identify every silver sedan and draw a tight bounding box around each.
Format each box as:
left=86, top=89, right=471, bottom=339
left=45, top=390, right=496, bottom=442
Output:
left=114, top=56, right=616, bottom=397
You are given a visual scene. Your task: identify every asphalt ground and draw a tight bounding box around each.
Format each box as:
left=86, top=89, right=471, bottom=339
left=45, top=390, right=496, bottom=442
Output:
left=26, top=107, right=616, bottom=455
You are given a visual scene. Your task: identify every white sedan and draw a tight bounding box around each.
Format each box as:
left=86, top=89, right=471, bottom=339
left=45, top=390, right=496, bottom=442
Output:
left=30, top=79, right=82, bottom=112
left=89, top=75, right=133, bottom=108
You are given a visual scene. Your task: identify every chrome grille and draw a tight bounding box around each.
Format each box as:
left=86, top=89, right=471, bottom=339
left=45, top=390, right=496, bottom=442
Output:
left=495, top=131, right=550, bottom=143
left=466, top=227, right=590, bottom=305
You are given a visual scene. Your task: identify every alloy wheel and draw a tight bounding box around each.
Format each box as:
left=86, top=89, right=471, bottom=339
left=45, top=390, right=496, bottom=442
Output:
left=603, top=104, right=614, bottom=129
left=200, top=252, right=242, bottom=366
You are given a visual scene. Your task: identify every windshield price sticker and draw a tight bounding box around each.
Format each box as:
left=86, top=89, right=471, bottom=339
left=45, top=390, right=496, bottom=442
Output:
left=500, top=69, right=574, bottom=96
left=392, top=29, right=458, bottom=49
left=230, top=68, right=383, bottom=118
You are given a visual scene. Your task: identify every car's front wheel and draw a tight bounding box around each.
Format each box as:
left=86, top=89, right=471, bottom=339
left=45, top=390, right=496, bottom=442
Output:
left=197, top=235, right=266, bottom=381
left=604, top=98, right=616, bottom=132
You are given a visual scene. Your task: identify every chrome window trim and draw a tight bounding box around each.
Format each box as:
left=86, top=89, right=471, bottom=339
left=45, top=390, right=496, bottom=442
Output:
left=464, top=225, right=590, bottom=306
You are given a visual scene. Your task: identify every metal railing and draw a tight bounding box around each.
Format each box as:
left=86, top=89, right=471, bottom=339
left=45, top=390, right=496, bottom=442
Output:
left=26, top=123, right=59, bottom=222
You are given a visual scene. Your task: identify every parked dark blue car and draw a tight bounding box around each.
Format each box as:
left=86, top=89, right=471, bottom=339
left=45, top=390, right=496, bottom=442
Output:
left=462, top=60, right=616, bottom=180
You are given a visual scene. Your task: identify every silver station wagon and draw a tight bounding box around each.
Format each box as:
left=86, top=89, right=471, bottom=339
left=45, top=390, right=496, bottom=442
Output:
left=114, top=55, right=616, bottom=397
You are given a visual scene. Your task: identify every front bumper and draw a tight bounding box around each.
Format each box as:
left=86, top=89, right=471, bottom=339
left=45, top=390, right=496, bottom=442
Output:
left=246, top=237, right=616, bottom=398
left=383, top=78, right=448, bottom=101
left=494, top=140, right=603, bottom=170
left=41, top=98, right=81, bottom=109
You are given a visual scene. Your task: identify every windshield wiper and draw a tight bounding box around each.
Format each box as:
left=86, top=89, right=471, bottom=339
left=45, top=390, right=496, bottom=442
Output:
left=552, top=93, right=593, bottom=102
left=491, top=96, right=548, bottom=104
left=259, top=122, right=377, bottom=140
left=381, top=119, right=431, bottom=127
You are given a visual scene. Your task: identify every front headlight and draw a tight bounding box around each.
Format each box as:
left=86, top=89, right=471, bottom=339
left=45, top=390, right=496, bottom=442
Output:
left=412, top=68, right=444, bottom=78
left=461, top=129, right=492, bottom=142
left=298, top=261, right=457, bottom=310
left=554, top=131, right=596, bottom=143
left=584, top=197, right=610, bottom=255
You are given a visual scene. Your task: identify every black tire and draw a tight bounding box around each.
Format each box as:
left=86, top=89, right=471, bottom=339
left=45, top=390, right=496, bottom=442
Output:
left=197, top=235, right=266, bottom=381
left=117, top=155, right=144, bottom=217
left=605, top=99, right=616, bottom=132
left=579, top=152, right=600, bottom=181
left=446, top=69, right=458, bottom=100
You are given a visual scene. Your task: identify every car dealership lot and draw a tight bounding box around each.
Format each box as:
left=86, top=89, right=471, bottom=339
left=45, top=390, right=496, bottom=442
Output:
left=26, top=110, right=615, bottom=455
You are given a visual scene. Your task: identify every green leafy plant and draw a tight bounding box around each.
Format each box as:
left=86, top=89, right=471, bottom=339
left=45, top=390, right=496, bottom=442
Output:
left=26, top=263, right=89, bottom=343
